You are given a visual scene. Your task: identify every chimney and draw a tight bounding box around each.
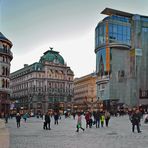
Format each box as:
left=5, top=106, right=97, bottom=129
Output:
left=24, top=64, right=28, bottom=67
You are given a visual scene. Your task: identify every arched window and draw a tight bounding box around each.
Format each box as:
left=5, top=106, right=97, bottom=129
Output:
left=2, top=67, right=5, bottom=75
left=6, top=67, right=8, bottom=76
left=2, top=79, right=5, bottom=88
left=6, top=79, right=8, bottom=88
left=3, top=44, right=7, bottom=51
left=7, top=81, right=9, bottom=88
left=2, top=56, right=5, bottom=62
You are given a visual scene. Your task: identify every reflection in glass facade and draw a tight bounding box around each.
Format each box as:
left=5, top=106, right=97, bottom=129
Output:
left=96, top=48, right=106, bottom=76
left=142, top=27, right=148, bottom=32
left=141, top=17, right=148, bottom=22
left=95, top=23, right=106, bottom=48
left=109, top=23, right=131, bottom=45
left=95, top=15, right=131, bottom=49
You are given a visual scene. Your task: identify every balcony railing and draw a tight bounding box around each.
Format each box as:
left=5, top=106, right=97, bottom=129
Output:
left=0, top=88, right=12, bottom=93
left=11, top=87, right=74, bottom=98
left=0, top=48, right=13, bottom=57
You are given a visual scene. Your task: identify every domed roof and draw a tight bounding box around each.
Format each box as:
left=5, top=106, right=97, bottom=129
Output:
left=39, top=48, right=64, bottom=65
left=0, top=32, right=13, bottom=47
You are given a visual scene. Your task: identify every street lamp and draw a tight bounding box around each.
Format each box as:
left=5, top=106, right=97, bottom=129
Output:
left=15, top=100, right=19, bottom=113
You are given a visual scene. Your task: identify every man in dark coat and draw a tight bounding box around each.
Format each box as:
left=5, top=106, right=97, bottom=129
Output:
left=44, top=112, right=51, bottom=130
left=54, top=112, right=59, bottom=125
left=130, top=109, right=141, bottom=133
left=95, top=110, right=101, bottom=128
left=16, top=113, right=21, bottom=128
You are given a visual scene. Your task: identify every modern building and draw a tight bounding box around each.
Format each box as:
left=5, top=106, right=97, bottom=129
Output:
left=0, top=32, right=13, bottom=116
left=10, top=48, right=74, bottom=114
left=73, top=73, right=97, bottom=111
left=95, top=8, right=148, bottom=108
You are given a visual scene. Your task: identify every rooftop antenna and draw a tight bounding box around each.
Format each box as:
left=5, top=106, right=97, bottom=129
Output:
left=49, top=47, right=53, bottom=50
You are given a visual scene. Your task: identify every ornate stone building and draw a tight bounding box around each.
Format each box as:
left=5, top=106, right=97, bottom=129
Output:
left=10, top=48, right=74, bottom=114
left=73, top=73, right=97, bottom=112
left=0, top=32, right=13, bottom=115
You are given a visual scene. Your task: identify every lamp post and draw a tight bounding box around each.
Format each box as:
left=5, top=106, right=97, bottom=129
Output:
left=15, top=100, right=19, bottom=113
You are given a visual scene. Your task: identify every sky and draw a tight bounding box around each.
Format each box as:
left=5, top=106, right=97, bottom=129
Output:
left=0, top=0, right=148, bottom=78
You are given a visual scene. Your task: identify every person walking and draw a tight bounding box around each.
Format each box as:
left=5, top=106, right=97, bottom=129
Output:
left=16, top=113, right=21, bottom=128
left=76, top=113, right=85, bottom=132
left=100, top=112, right=105, bottom=127
left=95, top=110, right=101, bottom=128
left=130, top=109, right=141, bottom=133
left=93, top=111, right=96, bottom=125
left=72, top=112, right=76, bottom=120
left=44, top=112, right=51, bottom=130
left=23, top=113, right=28, bottom=122
left=85, top=111, right=90, bottom=128
left=89, top=114, right=93, bottom=128
left=105, top=110, right=111, bottom=127
left=4, top=114, right=9, bottom=123
left=54, top=112, right=59, bottom=125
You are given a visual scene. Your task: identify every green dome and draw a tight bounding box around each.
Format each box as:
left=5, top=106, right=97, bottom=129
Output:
left=39, top=49, right=64, bottom=65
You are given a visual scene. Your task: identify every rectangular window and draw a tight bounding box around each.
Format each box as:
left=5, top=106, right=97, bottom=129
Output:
left=113, top=24, right=117, bottom=33
left=117, top=34, right=123, bottom=41
left=127, top=27, right=130, bottom=36
left=142, top=27, right=148, bottom=32
left=123, top=34, right=126, bottom=41
left=123, top=26, right=127, bottom=35
left=117, top=25, right=122, bottom=34
left=112, top=33, right=117, bottom=40
left=109, top=24, right=113, bottom=34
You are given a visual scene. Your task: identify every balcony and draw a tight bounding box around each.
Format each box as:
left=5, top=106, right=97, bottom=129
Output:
left=0, top=88, right=12, bottom=93
left=0, top=48, right=13, bottom=59
left=97, top=75, right=109, bottom=83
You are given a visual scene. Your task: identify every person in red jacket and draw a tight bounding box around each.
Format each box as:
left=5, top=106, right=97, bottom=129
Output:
left=85, top=111, right=90, bottom=128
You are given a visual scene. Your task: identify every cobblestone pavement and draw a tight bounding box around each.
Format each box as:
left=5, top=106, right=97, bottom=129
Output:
left=4, top=115, right=148, bottom=148
left=0, top=128, right=9, bottom=148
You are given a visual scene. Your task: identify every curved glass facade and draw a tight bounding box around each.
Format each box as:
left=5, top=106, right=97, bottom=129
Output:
left=95, top=15, right=131, bottom=76
left=109, top=15, right=130, bottom=22
left=95, top=15, right=131, bottom=49
left=95, top=23, right=106, bottom=48
left=109, top=23, right=131, bottom=45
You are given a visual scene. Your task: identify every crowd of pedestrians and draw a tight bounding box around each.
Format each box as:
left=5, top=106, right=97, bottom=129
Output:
left=84, top=110, right=111, bottom=129
left=0, top=105, right=148, bottom=134
left=43, top=111, right=61, bottom=130
left=74, top=106, right=148, bottom=133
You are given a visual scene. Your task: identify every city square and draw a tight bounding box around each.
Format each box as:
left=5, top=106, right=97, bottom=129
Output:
left=0, top=0, right=148, bottom=148
left=0, top=115, right=148, bottom=148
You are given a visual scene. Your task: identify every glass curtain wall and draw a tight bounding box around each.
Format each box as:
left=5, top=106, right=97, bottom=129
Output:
left=95, top=15, right=131, bottom=77
left=109, top=23, right=131, bottom=45
left=95, top=15, right=131, bottom=49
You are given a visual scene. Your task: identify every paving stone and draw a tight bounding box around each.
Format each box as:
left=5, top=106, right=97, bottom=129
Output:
left=3, top=115, right=148, bottom=148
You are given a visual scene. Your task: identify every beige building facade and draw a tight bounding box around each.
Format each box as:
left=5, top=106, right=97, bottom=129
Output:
left=73, top=73, right=97, bottom=111
left=10, top=48, right=74, bottom=114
